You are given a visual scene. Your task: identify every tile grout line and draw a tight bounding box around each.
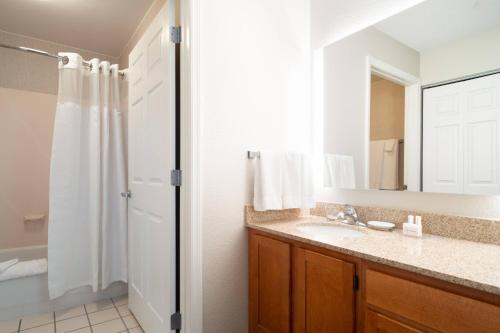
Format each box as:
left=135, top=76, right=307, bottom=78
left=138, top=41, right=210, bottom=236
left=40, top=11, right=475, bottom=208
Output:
left=83, top=303, right=94, bottom=333
left=111, top=297, right=130, bottom=333
left=16, top=315, right=55, bottom=333
left=10, top=298, right=132, bottom=333
left=64, top=310, right=125, bottom=332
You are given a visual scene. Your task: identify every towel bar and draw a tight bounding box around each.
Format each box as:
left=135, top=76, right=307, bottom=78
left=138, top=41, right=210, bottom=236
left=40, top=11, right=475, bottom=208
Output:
left=247, top=151, right=260, bottom=159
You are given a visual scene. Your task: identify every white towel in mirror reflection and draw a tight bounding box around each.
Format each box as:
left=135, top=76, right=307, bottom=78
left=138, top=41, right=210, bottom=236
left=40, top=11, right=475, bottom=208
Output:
left=324, top=154, right=356, bottom=189
left=370, top=139, right=399, bottom=190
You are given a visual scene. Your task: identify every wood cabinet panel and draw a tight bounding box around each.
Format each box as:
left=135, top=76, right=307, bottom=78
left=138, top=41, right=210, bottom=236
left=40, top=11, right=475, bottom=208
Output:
left=365, top=269, right=500, bottom=333
left=249, top=234, right=291, bottom=333
left=248, top=230, right=500, bottom=333
left=366, top=310, right=423, bottom=333
left=293, top=248, right=355, bottom=333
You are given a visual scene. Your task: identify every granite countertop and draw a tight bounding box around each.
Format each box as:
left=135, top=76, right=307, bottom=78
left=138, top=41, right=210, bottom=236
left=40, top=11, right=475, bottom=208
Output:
left=246, top=215, right=500, bottom=296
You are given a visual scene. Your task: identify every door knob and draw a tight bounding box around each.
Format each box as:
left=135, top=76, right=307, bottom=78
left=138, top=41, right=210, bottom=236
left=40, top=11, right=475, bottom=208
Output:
left=121, top=190, right=132, bottom=199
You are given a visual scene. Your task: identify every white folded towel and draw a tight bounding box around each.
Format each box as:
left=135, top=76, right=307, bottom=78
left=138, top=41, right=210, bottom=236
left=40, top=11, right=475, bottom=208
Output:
left=324, top=154, right=356, bottom=189
left=0, top=259, right=48, bottom=282
left=380, top=139, right=399, bottom=190
left=282, top=153, right=315, bottom=209
left=253, top=151, right=284, bottom=211
left=253, top=151, right=315, bottom=211
left=384, top=139, right=395, bottom=152
left=0, top=259, right=19, bottom=274
left=370, top=139, right=399, bottom=190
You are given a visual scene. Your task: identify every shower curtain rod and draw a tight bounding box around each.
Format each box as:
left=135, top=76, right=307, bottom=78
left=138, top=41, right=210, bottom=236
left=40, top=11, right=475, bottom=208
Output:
left=0, top=42, right=89, bottom=67
left=0, top=42, right=125, bottom=77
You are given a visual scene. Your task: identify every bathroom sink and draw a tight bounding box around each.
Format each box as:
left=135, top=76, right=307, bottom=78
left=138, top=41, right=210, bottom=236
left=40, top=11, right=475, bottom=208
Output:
left=296, top=223, right=365, bottom=241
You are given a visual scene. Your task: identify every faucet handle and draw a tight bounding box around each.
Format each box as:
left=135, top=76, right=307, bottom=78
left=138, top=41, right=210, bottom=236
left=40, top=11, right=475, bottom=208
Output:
left=344, top=205, right=358, bottom=218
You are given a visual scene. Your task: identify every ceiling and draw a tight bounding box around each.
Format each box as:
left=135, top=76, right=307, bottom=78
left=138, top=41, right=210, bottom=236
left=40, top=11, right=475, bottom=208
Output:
left=0, top=0, right=154, bottom=57
left=311, top=0, right=425, bottom=48
left=375, top=0, right=500, bottom=51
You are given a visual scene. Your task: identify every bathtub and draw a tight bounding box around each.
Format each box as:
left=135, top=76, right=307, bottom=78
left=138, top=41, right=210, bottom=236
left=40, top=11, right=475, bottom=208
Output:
left=0, top=245, right=127, bottom=321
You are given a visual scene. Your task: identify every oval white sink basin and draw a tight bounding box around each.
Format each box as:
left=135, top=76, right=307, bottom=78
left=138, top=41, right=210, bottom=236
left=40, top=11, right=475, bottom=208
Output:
left=296, top=223, right=365, bottom=241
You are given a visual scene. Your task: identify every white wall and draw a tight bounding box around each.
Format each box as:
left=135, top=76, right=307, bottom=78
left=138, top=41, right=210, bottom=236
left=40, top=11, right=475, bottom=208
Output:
left=323, top=27, right=419, bottom=188
left=200, top=0, right=310, bottom=331
left=420, top=27, right=500, bottom=85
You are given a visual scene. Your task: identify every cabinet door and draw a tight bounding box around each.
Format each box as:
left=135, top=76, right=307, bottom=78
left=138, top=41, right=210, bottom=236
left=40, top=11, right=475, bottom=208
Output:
left=366, top=310, right=423, bottom=333
left=249, top=234, right=291, bottom=333
left=293, top=248, right=355, bottom=333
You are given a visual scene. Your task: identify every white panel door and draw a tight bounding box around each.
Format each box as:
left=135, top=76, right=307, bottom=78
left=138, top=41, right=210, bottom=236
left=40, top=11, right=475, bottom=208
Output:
left=128, top=2, right=176, bottom=332
left=423, top=84, right=462, bottom=193
left=423, top=73, right=500, bottom=195
left=463, top=74, right=500, bottom=195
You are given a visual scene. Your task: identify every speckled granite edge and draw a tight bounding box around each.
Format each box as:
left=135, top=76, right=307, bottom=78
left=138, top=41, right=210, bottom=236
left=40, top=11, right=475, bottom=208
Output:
left=246, top=203, right=500, bottom=245
left=244, top=206, right=309, bottom=224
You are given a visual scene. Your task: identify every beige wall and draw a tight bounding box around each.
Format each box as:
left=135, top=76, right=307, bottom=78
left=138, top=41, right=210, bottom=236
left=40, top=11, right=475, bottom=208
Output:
left=420, top=28, right=500, bottom=85
left=370, top=76, right=405, bottom=141
left=0, top=88, right=56, bottom=249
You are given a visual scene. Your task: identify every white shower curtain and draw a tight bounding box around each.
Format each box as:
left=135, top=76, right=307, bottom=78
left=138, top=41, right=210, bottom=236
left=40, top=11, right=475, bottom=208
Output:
left=48, top=53, right=127, bottom=299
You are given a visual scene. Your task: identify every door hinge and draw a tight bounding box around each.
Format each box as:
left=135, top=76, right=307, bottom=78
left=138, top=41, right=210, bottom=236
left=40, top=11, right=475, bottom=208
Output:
left=353, top=274, right=359, bottom=291
left=170, top=312, right=182, bottom=330
left=171, top=169, right=182, bottom=187
left=170, top=26, right=182, bottom=44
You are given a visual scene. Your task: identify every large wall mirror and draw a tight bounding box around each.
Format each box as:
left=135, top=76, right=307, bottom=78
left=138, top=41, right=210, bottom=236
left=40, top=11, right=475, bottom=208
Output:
left=321, top=0, right=500, bottom=196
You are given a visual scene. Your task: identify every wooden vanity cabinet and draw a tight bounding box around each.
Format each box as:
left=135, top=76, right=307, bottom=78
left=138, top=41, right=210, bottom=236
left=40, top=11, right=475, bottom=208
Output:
left=249, top=233, right=292, bottom=333
left=293, top=248, right=355, bottom=333
left=249, top=229, right=500, bottom=333
left=249, top=230, right=357, bottom=333
left=365, top=310, right=424, bottom=333
left=364, top=268, right=500, bottom=333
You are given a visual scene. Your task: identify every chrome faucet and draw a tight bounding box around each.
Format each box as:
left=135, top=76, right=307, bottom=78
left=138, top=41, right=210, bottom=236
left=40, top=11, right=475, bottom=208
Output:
left=332, top=205, right=367, bottom=227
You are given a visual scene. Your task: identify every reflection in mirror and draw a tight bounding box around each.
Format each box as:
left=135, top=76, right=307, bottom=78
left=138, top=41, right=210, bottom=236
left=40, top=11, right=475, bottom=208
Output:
left=321, top=0, right=500, bottom=196
left=369, top=74, right=405, bottom=191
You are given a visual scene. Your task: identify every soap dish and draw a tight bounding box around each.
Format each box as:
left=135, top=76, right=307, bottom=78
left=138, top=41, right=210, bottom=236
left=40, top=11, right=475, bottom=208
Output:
left=367, top=221, right=395, bottom=231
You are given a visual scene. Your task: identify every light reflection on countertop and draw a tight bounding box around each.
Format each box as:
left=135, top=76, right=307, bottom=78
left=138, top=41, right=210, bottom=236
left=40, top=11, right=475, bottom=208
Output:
left=246, top=215, right=500, bottom=296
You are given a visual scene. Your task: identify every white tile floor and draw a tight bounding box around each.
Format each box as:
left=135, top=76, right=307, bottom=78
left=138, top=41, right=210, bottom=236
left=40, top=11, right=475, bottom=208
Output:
left=0, top=295, right=143, bottom=333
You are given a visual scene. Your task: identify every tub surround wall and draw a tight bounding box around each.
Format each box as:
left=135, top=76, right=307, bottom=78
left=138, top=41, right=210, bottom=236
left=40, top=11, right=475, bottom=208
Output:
left=245, top=203, right=500, bottom=246
left=0, top=88, right=56, bottom=250
left=0, top=30, right=120, bottom=250
left=0, top=30, right=118, bottom=95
